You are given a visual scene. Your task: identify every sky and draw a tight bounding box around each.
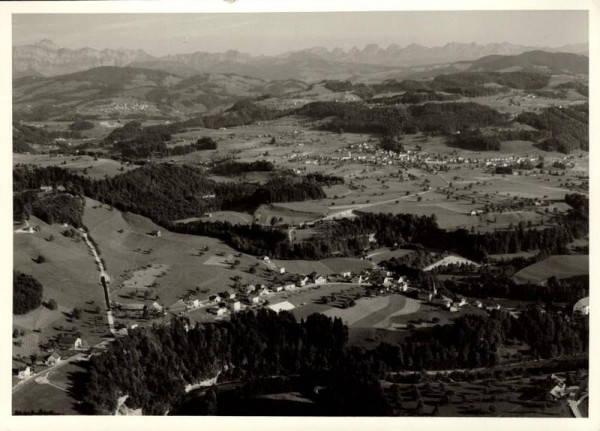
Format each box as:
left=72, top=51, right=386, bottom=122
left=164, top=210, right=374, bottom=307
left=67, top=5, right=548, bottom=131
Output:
left=12, top=11, right=588, bottom=56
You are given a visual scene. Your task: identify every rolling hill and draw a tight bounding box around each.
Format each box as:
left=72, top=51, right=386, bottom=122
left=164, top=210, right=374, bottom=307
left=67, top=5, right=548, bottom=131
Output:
left=13, top=66, right=310, bottom=121
left=458, top=50, right=589, bottom=74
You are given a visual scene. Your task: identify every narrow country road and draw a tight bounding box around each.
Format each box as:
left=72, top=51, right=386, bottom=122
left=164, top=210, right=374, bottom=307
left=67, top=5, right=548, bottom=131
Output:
left=81, top=230, right=115, bottom=334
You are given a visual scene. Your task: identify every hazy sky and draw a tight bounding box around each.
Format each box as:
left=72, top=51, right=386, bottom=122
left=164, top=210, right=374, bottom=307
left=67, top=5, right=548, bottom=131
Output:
left=13, top=11, right=588, bottom=56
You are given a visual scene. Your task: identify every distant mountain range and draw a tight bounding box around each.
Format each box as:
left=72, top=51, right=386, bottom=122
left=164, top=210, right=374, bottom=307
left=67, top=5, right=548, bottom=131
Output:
left=13, top=39, right=588, bottom=81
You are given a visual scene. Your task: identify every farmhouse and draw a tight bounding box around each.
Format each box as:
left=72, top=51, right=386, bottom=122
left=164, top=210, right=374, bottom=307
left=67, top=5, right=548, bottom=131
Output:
left=314, top=276, right=327, bottom=285
left=45, top=352, right=61, bottom=366
left=268, top=301, right=296, bottom=313
left=296, top=276, right=309, bottom=287
left=58, top=335, right=84, bottom=350
left=228, top=301, right=241, bottom=311
left=187, top=299, right=201, bottom=309
left=148, top=230, right=162, bottom=238
left=17, top=366, right=32, bottom=379
left=151, top=302, right=164, bottom=313
left=209, top=306, right=228, bottom=316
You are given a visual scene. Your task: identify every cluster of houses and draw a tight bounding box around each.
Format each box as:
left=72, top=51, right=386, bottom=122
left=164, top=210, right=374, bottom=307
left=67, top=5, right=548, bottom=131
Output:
left=16, top=335, right=87, bottom=380
left=549, top=374, right=580, bottom=400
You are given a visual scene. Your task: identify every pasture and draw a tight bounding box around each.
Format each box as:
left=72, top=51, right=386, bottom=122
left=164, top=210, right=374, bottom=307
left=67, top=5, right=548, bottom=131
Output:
left=423, top=255, right=480, bottom=272
left=513, top=255, right=589, bottom=285
left=323, top=294, right=420, bottom=328
left=13, top=153, right=136, bottom=179
left=82, top=198, right=271, bottom=308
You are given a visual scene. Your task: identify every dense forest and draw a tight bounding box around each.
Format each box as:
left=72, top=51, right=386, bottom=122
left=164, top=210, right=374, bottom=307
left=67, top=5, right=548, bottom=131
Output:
left=211, top=160, right=275, bottom=176
left=80, top=304, right=587, bottom=415
left=13, top=164, right=330, bottom=225
left=13, top=271, right=44, bottom=315
left=442, top=273, right=588, bottom=304
left=368, top=307, right=587, bottom=371
left=13, top=122, right=83, bottom=153
left=82, top=311, right=360, bottom=415
left=183, top=101, right=289, bottom=129
left=516, top=104, right=588, bottom=153
left=13, top=190, right=84, bottom=227
left=432, top=71, right=550, bottom=92
left=297, top=101, right=507, bottom=136
left=338, top=71, right=550, bottom=99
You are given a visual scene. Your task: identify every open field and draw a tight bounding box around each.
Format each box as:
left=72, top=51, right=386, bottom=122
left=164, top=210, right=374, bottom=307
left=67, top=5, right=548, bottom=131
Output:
left=13, top=215, right=108, bottom=355
left=366, top=248, right=415, bottom=264
left=121, top=263, right=169, bottom=290
left=13, top=153, right=137, bottom=179
left=12, top=360, right=89, bottom=415
left=323, top=294, right=420, bottom=328
left=254, top=204, right=323, bottom=226
left=513, top=255, right=589, bottom=284
left=82, top=198, right=272, bottom=308
left=423, top=255, right=480, bottom=272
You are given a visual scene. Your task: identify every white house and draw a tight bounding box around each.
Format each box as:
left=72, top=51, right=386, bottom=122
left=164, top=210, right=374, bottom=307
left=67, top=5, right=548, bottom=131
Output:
left=297, top=277, right=309, bottom=287
left=17, top=366, right=32, bottom=379
left=274, top=286, right=283, bottom=292
left=550, top=382, right=567, bottom=399
left=188, top=299, right=200, bottom=309
left=219, top=291, right=235, bottom=300
left=280, top=267, right=286, bottom=274
left=245, top=285, right=256, bottom=294
left=284, top=284, right=296, bottom=291
left=210, top=307, right=228, bottom=316
left=251, top=296, right=261, bottom=304
left=268, top=301, right=296, bottom=313
left=383, top=277, right=394, bottom=288
left=45, top=352, right=61, bottom=366
left=229, top=301, right=241, bottom=312
left=340, top=271, right=352, bottom=278
left=314, top=276, right=327, bottom=285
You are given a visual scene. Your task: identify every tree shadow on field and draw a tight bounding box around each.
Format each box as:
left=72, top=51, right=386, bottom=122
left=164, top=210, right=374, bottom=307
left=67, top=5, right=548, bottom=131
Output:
left=66, top=361, right=95, bottom=414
